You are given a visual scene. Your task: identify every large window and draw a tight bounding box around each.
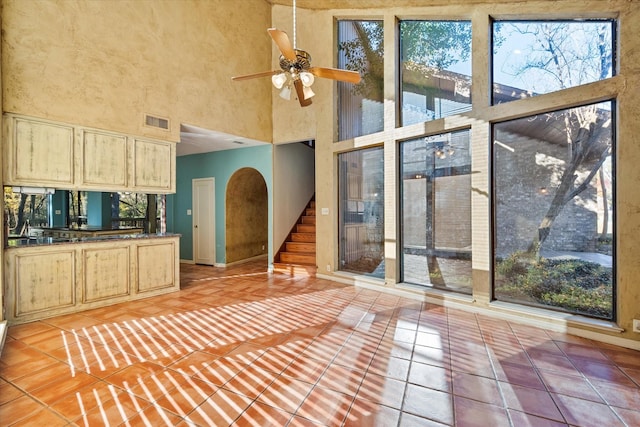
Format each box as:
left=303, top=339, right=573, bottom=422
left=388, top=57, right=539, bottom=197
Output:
left=338, top=147, right=384, bottom=277
left=492, top=20, right=615, bottom=104
left=400, top=20, right=472, bottom=126
left=401, top=129, right=472, bottom=293
left=491, top=18, right=616, bottom=320
left=493, top=101, right=614, bottom=319
left=337, top=20, right=384, bottom=141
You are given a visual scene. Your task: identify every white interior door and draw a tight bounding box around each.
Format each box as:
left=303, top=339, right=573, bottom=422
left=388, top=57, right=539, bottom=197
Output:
left=193, top=178, right=215, bottom=265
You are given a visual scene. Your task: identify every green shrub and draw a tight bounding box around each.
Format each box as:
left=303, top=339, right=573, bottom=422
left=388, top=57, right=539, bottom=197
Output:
left=495, top=253, right=612, bottom=318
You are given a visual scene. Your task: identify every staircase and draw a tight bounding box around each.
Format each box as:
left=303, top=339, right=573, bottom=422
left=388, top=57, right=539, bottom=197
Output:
left=274, top=198, right=317, bottom=275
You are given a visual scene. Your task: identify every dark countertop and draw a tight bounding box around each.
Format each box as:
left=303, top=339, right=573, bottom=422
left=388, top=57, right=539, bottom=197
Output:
left=38, top=226, right=143, bottom=232
left=5, top=233, right=180, bottom=248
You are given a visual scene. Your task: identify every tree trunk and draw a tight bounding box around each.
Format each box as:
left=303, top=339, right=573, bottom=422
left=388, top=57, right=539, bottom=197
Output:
left=16, top=194, right=28, bottom=236
left=599, top=167, right=609, bottom=237
left=527, top=159, right=579, bottom=254
left=527, top=125, right=592, bottom=255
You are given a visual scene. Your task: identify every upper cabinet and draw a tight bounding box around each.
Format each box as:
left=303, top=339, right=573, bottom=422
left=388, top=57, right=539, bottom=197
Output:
left=79, top=129, right=129, bottom=189
left=3, top=114, right=176, bottom=194
left=6, top=116, right=75, bottom=187
left=132, top=138, right=175, bottom=192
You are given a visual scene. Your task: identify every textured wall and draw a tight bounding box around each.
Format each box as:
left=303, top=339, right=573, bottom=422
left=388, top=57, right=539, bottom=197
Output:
left=273, top=142, right=315, bottom=251
left=225, top=167, right=268, bottom=263
left=172, top=145, right=272, bottom=264
left=1, top=0, right=273, bottom=144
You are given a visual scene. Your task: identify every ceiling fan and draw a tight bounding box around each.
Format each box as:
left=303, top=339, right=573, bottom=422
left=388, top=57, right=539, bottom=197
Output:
left=231, top=0, right=361, bottom=107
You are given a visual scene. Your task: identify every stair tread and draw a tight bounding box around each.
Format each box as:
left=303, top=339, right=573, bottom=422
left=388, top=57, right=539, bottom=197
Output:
left=286, top=243, right=315, bottom=251
left=274, top=263, right=316, bottom=269
left=280, top=253, right=316, bottom=264
left=291, top=236, right=315, bottom=242
left=277, top=196, right=317, bottom=267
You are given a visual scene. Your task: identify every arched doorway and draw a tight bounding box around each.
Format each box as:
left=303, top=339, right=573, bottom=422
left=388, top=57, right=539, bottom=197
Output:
left=225, top=168, right=268, bottom=264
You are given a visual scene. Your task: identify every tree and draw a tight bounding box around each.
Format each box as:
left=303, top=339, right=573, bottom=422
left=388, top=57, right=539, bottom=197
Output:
left=339, top=21, right=473, bottom=103
left=528, top=106, right=611, bottom=254
left=339, top=21, right=384, bottom=102
left=501, top=22, right=614, bottom=254
left=3, top=189, right=49, bottom=235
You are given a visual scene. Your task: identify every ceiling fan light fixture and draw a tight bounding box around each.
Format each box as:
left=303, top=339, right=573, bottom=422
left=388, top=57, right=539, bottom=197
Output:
left=300, top=71, right=315, bottom=87
left=231, top=0, right=361, bottom=108
left=303, top=85, right=315, bottom=100
left=279, top=85, right=292, bottom=100
left=272, top=73, right=287, bottom=89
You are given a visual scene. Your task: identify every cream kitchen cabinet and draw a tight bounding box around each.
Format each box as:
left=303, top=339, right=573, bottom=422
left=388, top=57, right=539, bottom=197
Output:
left=3, top=115, right=75, bottom=187
left=4, top=235, right=180, bottom=323
left=3, top=113, right=176, bottom=193
left=132, top=137, right=176, bottom=192
left=78, top=129, right=129, bottom=190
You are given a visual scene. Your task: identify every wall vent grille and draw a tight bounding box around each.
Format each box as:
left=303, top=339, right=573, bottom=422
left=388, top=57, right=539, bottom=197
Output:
left=144, top=114, right=170, bottom=130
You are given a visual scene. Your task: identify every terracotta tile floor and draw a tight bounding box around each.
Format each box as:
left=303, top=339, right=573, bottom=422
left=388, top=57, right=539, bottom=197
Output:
left=1, top=260, right=639, bottom=426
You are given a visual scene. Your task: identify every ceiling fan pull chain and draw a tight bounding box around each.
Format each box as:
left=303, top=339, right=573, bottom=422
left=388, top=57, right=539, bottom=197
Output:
left=292, top=0, right=296, bottom=49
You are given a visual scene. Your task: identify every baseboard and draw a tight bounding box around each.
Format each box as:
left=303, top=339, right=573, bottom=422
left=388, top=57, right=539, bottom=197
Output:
left=216, top=254, right=268, bottom=268
left=0, top=321, right=7, bottom=357
left=316, top=272, right=640, bottom=351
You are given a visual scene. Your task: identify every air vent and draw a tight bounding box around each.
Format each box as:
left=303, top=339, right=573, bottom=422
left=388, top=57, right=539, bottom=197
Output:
left=144, top=114, right=170, bottom=130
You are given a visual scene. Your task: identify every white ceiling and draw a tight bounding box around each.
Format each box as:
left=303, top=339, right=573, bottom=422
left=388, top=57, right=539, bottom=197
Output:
left=177, top=123, right=269, bottom=156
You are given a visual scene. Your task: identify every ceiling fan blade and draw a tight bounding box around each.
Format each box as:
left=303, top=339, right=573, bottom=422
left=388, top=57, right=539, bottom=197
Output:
left=294, top=79, right=313, bottom=107
left=309, top=67, right=361, bottom=84
left=267, top=28, right=297, bottom=61
left=231, top=70, right=279, bottom=81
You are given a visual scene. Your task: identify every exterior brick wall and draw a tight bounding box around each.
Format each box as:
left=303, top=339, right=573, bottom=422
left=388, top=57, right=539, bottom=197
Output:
left=494, top=129, right=599, bottom=257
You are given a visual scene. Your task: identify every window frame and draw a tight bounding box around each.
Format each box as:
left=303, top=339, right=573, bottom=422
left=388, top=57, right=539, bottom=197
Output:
left=399, top=128, right=473, bottom=294
left=489, top=100, right=617, bottom=321
left=490, top=18, right=618, bottom=106
left=398, top=19, right=473, bottom=127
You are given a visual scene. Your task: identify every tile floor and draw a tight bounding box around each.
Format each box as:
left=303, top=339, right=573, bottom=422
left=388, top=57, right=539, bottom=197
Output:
left=1, top=260, right=639, bottom=426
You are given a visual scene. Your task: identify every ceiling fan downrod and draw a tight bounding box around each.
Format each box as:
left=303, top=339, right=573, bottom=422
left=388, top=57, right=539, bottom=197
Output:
left=292, top=0, right=297, bottom=49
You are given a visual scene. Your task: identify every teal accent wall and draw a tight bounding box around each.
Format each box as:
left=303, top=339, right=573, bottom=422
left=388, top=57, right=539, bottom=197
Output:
left=167, top=145, right=273, bottom=264
left=86, top=192, right=112, bottom=228
left=50, top=191, right=68, bottom=227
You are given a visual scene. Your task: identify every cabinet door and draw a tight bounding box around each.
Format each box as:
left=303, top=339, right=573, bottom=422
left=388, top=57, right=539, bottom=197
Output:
left=9, top=250, right=76, bottom=319
left=82, top=246, right=130, bottom=302
left=136, top=240, right=178, bottom=293
left=5, top=116, right=74, bottom=186
left=132, top=138, right=175, bottom=193
left=79, top=130, right=128, bottom=189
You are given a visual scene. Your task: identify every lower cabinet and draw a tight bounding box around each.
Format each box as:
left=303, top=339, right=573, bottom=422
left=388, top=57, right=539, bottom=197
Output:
left=82, top=246, right=131, bottom=303
left=12, top=249, right=76, bottom=318
left=4, top=236, right=180, bottom=323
